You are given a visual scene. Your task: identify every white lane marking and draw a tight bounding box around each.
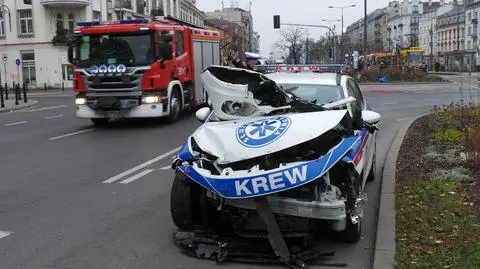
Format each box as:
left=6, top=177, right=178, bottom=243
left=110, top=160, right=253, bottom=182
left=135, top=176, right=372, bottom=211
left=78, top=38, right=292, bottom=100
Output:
left=26, top=105, right=67, bottom=112
left=5, top=121, right=27, bottom=126
left=160, top=166, right=171, bottom=170
left=0, top=231, right=12, bottom=240
left=171, top=155, right=176, bottom=159
left=49, top=129, right=94, bottom=141
left=46, top=114, right=63, bottom=119
left=119, top=169, right=155, bottom=184
left=103, top=147, right=181, bottom=183
left=378, top=102, right=399, bottom=106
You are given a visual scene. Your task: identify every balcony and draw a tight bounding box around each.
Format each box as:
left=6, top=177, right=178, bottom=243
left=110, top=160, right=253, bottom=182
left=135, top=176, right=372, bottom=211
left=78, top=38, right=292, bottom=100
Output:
left=40, top=0, right=90, bottom=7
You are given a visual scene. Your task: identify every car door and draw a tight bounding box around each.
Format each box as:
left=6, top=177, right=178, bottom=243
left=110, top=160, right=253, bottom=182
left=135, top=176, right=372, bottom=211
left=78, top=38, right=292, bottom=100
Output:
left=350, top=79, right=374, bottom=189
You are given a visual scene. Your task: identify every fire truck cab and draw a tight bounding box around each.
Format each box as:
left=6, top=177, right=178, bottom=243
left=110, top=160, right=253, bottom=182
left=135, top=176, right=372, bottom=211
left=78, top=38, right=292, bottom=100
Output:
left=67, top=17, right=221, bottom=125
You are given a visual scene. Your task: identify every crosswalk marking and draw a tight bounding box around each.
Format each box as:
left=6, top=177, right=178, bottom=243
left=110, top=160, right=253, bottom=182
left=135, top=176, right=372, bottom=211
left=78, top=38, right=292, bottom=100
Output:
left=0, top=231, right=12, bottom=240
left=102, top=148, right=180, bottom=184
left=119, top=169, right=155, bottom=184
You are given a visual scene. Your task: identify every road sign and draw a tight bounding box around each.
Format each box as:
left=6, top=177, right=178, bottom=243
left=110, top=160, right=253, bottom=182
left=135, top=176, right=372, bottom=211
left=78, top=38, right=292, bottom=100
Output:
left=15, top=58, right=21, bottom=66
left=2, top=54, right=7, bottom=62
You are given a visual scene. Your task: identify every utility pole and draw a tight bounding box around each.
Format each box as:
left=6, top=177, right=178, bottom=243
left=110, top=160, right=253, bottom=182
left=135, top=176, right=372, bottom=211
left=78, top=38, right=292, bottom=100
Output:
left=328, top=5, right=356, bottom=61
left=364, top=0, right=367, bottom=55
left=306, top=34, right=309, bottom=64
left=430, top=26, right=434, bottom=71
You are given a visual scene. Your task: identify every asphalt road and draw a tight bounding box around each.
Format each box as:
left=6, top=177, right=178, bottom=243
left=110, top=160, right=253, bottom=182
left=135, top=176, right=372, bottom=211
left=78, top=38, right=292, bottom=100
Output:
left=0, top=82, right=471, bottom=269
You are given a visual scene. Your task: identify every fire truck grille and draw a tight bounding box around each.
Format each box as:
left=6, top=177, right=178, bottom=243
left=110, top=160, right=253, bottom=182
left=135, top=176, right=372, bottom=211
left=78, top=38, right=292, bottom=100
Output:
left=83, top=73, right=144, bottom=97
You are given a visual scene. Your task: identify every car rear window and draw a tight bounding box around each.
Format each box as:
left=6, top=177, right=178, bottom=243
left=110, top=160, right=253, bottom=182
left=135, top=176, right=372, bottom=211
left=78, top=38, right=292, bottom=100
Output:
left=278, top=83, right=345, bottom=105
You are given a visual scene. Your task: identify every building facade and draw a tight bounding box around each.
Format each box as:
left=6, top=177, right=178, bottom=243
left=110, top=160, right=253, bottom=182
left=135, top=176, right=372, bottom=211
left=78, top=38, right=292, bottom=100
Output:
left=344, top=8, right=387, bottom=54
left=386, top=0, right=426, bottom=50
left=436, top=4, right=472, bottom=71
left=205, top=7, right=254, bottom=52
left=419, top=3, right=454, bottom=69
left=0, top=0, right=207, bottom=89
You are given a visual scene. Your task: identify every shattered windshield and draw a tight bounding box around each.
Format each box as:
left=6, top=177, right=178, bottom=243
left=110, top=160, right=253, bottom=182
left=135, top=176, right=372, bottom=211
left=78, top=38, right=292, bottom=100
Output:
left=75, top=32, right=154, bottom=68
left=278, top=84, right=345, bottom=106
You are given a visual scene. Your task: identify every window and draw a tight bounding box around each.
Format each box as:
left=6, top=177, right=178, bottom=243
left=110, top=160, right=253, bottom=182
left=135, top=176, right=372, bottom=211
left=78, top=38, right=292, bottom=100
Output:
left=61, top=64, right=74, bottom=81
left=175, top=31, right=185, bottom=56
left=93, top=11, right=101, bottom=21
left=68, top=14, right=75, bottom=31
left=75, top=33, right=155, bottom=68
left=21, top=50, right=36, bottom=85
left=56, top=13, right=63, bottom=30
left=278, top=84, right=344, bottom=105
left=107, top=13, right=113, bottom=21
left=468, top=12, right=472, bottom=21
left=18, top=9, right=33, bottom=35
left=346, top=79, right=363, bottom=128
left=0, top=13, right=5, bottom=37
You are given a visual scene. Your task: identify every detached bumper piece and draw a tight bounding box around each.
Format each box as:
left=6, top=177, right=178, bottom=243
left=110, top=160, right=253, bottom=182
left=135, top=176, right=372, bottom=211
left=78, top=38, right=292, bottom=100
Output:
left=173, top=231, right=347, bottom=268
left=173, top=197, right=348, bottom=269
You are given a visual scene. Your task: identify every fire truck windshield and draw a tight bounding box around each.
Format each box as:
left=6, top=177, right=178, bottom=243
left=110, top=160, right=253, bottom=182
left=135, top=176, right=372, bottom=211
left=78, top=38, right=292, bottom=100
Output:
left=75, top=32, right=154, bottom=68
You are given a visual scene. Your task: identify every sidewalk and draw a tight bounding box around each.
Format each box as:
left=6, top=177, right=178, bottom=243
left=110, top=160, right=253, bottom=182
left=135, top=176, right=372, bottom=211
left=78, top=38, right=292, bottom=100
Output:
left=0, top=99, right=38, bottom=113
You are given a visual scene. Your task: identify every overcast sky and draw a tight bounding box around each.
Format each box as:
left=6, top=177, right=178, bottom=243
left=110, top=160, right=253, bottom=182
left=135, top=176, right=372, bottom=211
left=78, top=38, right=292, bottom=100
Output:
left=196, top=0, right=393, bottom=57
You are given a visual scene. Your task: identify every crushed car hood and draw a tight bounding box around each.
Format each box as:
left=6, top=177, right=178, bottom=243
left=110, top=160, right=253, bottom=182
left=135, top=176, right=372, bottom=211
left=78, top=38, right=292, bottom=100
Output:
left=191, top=109, right=349, bottom=164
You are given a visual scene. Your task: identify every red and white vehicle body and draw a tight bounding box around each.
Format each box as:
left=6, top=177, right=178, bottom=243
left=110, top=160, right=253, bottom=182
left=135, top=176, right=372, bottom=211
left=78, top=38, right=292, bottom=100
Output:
left=67, top=17, right=221, bottom=124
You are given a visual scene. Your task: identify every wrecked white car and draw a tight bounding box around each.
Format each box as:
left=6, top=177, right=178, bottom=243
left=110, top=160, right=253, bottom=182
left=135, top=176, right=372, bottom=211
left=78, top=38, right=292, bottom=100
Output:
left=170, top=65, right=381, bottom=268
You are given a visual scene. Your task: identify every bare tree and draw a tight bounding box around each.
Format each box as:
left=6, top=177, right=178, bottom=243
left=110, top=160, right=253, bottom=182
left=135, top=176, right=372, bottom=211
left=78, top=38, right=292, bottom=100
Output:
left=275, top=26, right=307, bottom=64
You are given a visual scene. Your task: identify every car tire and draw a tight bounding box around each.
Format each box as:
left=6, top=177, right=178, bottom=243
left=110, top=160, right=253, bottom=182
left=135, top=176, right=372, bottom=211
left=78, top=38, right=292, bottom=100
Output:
left=367, top=140, right=377, bottom=182
left=91, top=118, right=110, bottom=126
left=340, top=217, right=362, bottom=243
left=170, top=172, right=200, bottom=230
left=340, top=169, right=363, bottom=243
left=167, top=89, right=181, bottom=123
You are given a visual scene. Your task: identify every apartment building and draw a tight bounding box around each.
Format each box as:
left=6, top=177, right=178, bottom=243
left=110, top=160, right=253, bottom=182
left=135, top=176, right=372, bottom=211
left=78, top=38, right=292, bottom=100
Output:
left=0, top=0, right=206, bottom=89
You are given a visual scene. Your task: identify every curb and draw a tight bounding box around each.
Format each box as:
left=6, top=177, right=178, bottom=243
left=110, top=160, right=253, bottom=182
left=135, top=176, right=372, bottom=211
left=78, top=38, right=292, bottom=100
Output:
left=0, top=99, right=39, bottom=113
left=359, top=82, right=449, bottom=86
left=372, top=113, right=427, bottom=269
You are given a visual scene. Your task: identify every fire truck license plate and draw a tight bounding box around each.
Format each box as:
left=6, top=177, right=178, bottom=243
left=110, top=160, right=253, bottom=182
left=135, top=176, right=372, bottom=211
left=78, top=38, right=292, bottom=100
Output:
left=104, top=112, right=121, bottom=118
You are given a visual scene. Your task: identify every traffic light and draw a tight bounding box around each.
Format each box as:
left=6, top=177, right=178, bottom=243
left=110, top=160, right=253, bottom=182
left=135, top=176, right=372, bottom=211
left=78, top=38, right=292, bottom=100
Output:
left=273, top=15, right=280, bottom=29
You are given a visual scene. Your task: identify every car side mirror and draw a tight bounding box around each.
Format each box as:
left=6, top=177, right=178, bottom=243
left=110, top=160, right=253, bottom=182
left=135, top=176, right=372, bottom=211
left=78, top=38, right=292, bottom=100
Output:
left=362, top=110, right=381, bottom=124
left=195, top=107, right=211, bottom=123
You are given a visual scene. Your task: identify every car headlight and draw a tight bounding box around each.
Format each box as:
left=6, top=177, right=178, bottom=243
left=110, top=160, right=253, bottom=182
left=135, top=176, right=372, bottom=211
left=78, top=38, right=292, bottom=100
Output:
left=75, top=98, right=86, bottom=105
left=142, top=96, right=160, bottom=104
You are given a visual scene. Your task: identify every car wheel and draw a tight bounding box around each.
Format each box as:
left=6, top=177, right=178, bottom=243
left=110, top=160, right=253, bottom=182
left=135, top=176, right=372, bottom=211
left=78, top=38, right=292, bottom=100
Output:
left=167, top=89, right=181, bottom=123
left=91, top=118, right=110, bottom=126
left=170, top=172, right=200, bottom=230
left=341, top=216, right=362, bottom=243
left=340, top=169, right=363, bottom=243
left=367, top=140, right=377, bottom=182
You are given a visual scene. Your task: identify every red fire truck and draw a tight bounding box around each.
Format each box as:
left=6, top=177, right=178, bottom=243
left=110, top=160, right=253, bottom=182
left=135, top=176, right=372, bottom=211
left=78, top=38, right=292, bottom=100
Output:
left=67, top=17, right=221, bottom=125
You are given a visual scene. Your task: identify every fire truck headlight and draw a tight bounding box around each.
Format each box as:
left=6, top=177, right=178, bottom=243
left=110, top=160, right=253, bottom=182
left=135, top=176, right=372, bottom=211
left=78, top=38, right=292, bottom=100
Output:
left=75, top=98, right=86, bottom=105
left=143, top=96, right=160, bottom=104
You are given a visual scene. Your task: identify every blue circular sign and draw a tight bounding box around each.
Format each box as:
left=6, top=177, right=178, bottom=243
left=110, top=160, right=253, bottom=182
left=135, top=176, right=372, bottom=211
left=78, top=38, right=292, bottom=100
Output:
left=15, top=58, right=21, bottom=66
left=90, top=65, right=99, bottom=74
left=236, top=116, right=291, bottom=148
left=98, top=64, right=107, bottom=73
left=116, top=64, right=126, bottom=73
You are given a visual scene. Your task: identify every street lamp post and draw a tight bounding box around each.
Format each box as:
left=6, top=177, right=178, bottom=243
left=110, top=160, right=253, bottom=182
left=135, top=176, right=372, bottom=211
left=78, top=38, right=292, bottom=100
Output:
left=328, top=4, right=356, bottom=59
left=322, top=19, right=341, bottom=62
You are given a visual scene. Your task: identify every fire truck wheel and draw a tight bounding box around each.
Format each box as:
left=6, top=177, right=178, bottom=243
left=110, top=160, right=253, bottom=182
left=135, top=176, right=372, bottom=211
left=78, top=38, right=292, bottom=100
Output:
left=167, top=89, right=181, bottom=123
left=91, top=118, right=110, bottom=126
